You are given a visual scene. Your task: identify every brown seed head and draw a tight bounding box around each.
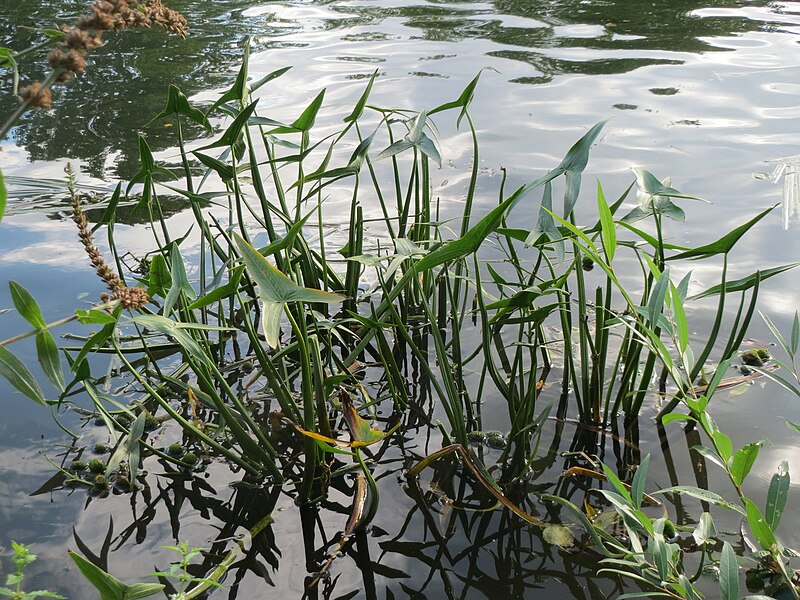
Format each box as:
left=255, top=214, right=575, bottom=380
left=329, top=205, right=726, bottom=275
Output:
left=19, top=82, right=53, bottom=109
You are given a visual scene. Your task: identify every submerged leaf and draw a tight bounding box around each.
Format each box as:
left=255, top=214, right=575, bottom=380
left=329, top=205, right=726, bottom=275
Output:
left=543, top=524, right=575, bottom=549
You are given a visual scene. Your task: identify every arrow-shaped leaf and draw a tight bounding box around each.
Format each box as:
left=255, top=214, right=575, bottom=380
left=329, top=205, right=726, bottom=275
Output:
left=234, top=234, right=344, bottom=347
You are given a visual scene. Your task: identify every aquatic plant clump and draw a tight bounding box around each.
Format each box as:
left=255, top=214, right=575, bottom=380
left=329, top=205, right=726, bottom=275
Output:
left=2, top=32, right=800, bottom=599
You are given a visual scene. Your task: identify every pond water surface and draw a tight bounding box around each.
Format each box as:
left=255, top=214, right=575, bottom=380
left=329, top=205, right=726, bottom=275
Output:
left=2, top=1, right=800, bottom=598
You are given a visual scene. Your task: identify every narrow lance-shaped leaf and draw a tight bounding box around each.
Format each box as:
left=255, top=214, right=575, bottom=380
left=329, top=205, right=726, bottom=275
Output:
left=730, top=442, right=762, bottom=487
left=744, top=497, right=778, bottom=551
left=631, top=454, right=650, bottom=510
left=208, top=40, right=250, bottom=114
left=9, top=280, right=46, bottom=329
left=193, top=151, right=235, bottom=182
left=656, top=486, right=746, bottom=515
left=690, top=263, right=799, bottom=300
left=270, top=90, right=326, bottom=134
left=719, top=541, right=739, bottom=600
left=670, top=283, right=689, bottom=354
left=162, top=244, right=196, bottom=316
left=647, top=268, right=670, bottom=327
left=36, top=331, right=65, bottom=392
left=344, top=69, right=377, bottom=123
left=0, top=346, right=47, bottom=406
left=765, top=460, right=789, bottom=530
left=251, top=65, right=291, bottom=94
left=558, top=119, right=608, bottom=217
left=668, top=204, right=778, bottom=260
left=597, top=180, right=616, bottom=264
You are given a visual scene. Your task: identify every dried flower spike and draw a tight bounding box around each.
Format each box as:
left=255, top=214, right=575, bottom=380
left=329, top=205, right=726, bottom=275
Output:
left=67, top=164, right=149, bottom=310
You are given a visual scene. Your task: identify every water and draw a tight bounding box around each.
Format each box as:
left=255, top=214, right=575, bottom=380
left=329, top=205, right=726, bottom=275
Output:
left=2, top=1, right=800, bottom=598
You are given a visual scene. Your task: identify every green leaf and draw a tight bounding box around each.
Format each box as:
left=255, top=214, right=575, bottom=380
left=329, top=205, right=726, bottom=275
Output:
left=601, top=463, right=633, bottom=504
left=208, top=42, right=250, bottom=114
left=35, top=331, right=65, bottom=392
left=234, top=234, right=344, bottom=348
left=9, top=281, right=46, bottom=329
left=69, top=552, right=163, bottom=600
left=647, top=269, right=670, bottom=327
left=692, top=512, right=717, bottom=546
left=344, top=69, right=377, bottom=123
left=652, top=532, right=669, bottom=582
left=145, top=254, right=171, bottom=298
left=375, top=139, right=413, bottom=161
left=765, top=460, right=789, bottom=530
left=75, top=308, right=118, bottom=325
left=186, top=266, right=244, bottom=310
left=429, top=69, right=490, bottom=128
left=415, top=184, right=534, bottom=272
left=0, top=346, right=47, bottom=406
left=251, top=65, right=291, bottom=93
left=196, top=100, right=259, bottom=151
left=711, top=430, right=734, bottom=464
left=193, top=151, right=235, bottom=182
left=730, top=442, right=762, bottom=487
left=792, top=312, right=800, bottom=356
left=150, top=84, right=211, bottom=131
left=162, top=245, right=196, bottom=316
left=557, top=120, right=608, bottom=217
left=668, top=204, right=778, bottom=260
left=631, top=454, right=649, bottom=510
left=661, top=412, right=694, bottom=425
left=0, top=47, right=17, bottom=70
left=668, top=283, right=689, bottom=354
left=689, top=263, right=799, bottom=300
left=106, top=412, right=146, bottom=482
left=744, top=497, right=778, bottom=551
left=656, top=486, right=745, bottom=515
left=597, top=180, right=616, bottom=264
left=92, top=183, right=122, bottom=231
left=719, top=541, right=739, bottom=600
left=0, top=164, right=6, bottom=222
left=270, top=90, right=326, bottom=134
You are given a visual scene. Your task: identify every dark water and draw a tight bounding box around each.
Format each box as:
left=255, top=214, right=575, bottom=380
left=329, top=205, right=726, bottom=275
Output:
left=2, top=1, right=800, bottom=598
